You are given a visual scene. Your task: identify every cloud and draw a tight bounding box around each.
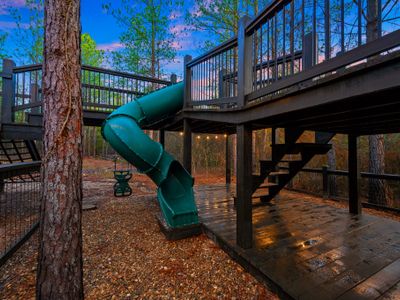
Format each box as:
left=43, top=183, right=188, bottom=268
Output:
left=97, top=42, right=124, bottom=51
left=163, top=59, right=183, bottom=77
left=168, top=10, right=182, bottom=20
left=171, top=39, right=195, bottom=51
left=170, top=24, right=196, bottom=36
left=0, top=0, right=27, bottom=15
left=0, top=20, right=28, bottom=30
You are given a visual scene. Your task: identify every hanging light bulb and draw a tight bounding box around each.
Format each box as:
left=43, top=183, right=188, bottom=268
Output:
left=179, top=132, right=183, bottom=136
left=224, top=134, right=228, bottom=138
left=206, top=136, right=210, bottom=140
left=215, top=135, right=218, bottom=139
left=197, top=135, right=201, bottom=139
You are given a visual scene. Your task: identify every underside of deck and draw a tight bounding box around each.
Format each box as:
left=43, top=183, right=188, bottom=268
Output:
left=195, top=185, right=400, bottom=300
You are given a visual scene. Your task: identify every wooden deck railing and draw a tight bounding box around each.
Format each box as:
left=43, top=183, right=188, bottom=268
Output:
left=279, top=165, right=400, bottom=213
left=184, top=38, right=239, bottom=109
left=0, top=60, right=174, bottom=124
left=184, top=0, right=400, bottom=109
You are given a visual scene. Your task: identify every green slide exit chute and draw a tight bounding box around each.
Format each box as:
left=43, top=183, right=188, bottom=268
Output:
left=101, top=82, right=199, bottom=228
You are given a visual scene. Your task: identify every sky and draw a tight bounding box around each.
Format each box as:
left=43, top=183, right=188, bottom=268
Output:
left=0, top=0, right=212, bottom=77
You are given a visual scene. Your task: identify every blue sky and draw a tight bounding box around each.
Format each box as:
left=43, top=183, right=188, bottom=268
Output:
left=0, top=0, right=211, bottom=76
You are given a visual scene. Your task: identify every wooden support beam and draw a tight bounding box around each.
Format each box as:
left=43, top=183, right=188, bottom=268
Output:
left=236, top=124, right=253, bottom=249
left=1, top=59, right=15, bottom=124
left=237, top=16, right=252, bottom=108
left=170, top=74, right=177, bottom=84
left=30, top=83, right=40, bottom=114
left=303, top=33, right=314, bottom=70
left=225, top=135, right=231, bottom=185
left=159, top=129, right=165, bottom=147
left=183, top=119, right=192, bottom=174
left=183, top=55, right=192, bottom=109
left=348, top=134, right=361, bottom=214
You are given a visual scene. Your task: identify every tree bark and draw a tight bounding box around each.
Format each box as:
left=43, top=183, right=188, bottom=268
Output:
left=368, top=135, right=387, bottom=205
left=366, top=0, right=387, bottom=206
left=327, top=140, right=337, bottom=197
left=37, top=0, right=83, bottom=299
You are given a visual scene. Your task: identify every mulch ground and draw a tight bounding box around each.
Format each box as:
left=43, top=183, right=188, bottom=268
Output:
left=0, top=158, right=276, bottom=300
left=2, top=158, right=398, bottom=299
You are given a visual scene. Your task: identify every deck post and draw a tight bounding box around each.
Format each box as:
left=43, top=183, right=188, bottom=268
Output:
left=225, top=134, right=231, bottom=185
left=303, top=33, right=313, bottom=70
left=218, top=69, right=226, bottom=98
left=183, top=119, right=192, bottom=174
left=237, top=16, right=252, bottom=107
left=322, top=165, right=329, bottom=199
left=348, top=134, right=361, bottom=214
left=236, top=124, right=253, bottom=249
left=159, top=129, right=165, bottom=147
left=170, top=73, right=177, bottom=84
left=183, top=55, right=192, bottom=109
left=30, top=83, right=40, bottom=114
left=1, top=59, right=15, bottom=124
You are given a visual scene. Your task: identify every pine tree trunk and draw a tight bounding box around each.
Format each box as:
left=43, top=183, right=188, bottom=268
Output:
left=232, top=134, right=237, bottom=175
left=37, top=0, right=83, bottom=299
left=368, top=135, right=387, bottom=205
left=327, top=141, right=337, bottom=197
left=366, top=0, right=387, bottom=206
left=92, top=126, right=97, bottom=157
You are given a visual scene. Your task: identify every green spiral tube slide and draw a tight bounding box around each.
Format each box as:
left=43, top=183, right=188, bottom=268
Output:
left=101, top=82, right=199, bottom=228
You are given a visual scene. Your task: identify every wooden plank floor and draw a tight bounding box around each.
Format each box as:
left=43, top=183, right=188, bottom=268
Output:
left=194, top=185, right=400, bottom=300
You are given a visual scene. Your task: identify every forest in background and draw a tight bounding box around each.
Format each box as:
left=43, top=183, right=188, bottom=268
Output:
left=82, top=127, right=400, bottom=209
left=1, top=0, right=399, bottom=209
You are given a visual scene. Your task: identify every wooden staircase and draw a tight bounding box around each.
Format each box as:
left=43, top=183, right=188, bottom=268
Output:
left=0, top=140, right=41, bottom=164
left=251, top=129, right=334, bottom=204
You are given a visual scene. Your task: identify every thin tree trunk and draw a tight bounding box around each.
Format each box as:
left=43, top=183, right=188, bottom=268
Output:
left=327, top=141, right=337, bottom=196
left=37, top=0, right=83, bottom=299
left=232, top=134, right=237, bottom=175
left=92, top=126, right=97, bottom=157
left=252, top=131, right=257, bottom=172
left=368, top=135, right=387, bottom=205
left=366, top=0, right=387, bottom=206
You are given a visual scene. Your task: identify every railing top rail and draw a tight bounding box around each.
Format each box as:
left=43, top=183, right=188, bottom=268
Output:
left=280, top=165, right=400, bottom=181
left=81, top=65, right=172, bottom=85
left=186, top=37, right=238, bottom=68
left=245, top=0, right=289, bottom=34
left=11, top=63, right=171, bottom=85
left=13, top=63, right=42, bottom=73
left=186, top=0, right=290, bottom=68
left=246, top=29, right=400, bottom=102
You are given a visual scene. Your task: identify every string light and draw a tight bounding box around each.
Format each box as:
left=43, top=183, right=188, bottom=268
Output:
left=179, top=132, right=183, bottom=136
left=224, top=134, right=228, bottom=138
left=206, top=136, right=210, bottom=140
left=197, top=135, right=201, bottom=139
left=215, top=135, right=218, bottom=139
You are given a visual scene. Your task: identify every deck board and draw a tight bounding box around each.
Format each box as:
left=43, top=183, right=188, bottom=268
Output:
left=195, top=185, right=400, bottom=300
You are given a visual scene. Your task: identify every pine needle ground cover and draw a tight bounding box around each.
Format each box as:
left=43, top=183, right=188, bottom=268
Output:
left=0, top=158, right=275, bottom=300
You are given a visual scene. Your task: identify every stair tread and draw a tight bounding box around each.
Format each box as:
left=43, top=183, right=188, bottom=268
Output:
left=258, top=182, right=279, bottom=188
left=280, top=158, right=302, bottom=162
left=269, top=171, right=289, bottom=176
left=273, top=143, right=330, bottom=148
left=272, top=143, right=331, bottom=155
left=252, top=193, right=269, bottom=198
left=233, top=193, right=270, bottom=199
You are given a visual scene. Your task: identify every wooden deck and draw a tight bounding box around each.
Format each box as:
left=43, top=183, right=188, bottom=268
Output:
left=194, top=185, right=400, bottom=300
